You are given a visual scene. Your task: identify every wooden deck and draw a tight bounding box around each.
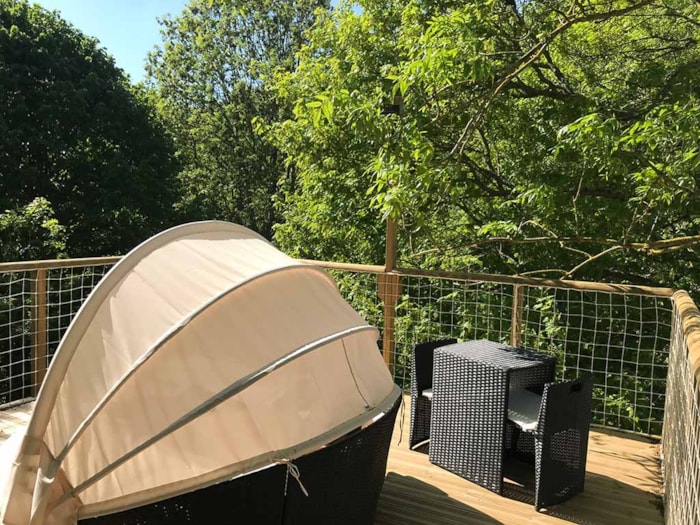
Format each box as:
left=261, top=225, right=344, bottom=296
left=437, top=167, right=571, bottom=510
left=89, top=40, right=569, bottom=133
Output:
left=0, top=399, right=663, bottom=524
left=0, top=400, right=33, bottom=443
left=377, top=398, right=664, bottom=525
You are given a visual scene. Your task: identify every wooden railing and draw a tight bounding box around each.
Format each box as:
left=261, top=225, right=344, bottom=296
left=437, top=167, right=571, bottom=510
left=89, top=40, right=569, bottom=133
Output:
left=2, top=253, right=700, bottom=519
left=0, top=257, right=120, bottom=400
left=302, top=259, right=675, bottom=375
left=0, top=256, right=678, bottom=433
left=302, top=259, right=674, bottom=435
left=0, top=257, right=700, bottom=524
left=662, top=291, right=700, bottom=524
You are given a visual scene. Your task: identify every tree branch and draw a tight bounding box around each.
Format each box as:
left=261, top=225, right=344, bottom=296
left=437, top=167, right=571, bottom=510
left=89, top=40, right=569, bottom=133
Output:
left=565, top=245, right=623, bottom=278
left=449, top=0, right=656, bottom=156
left=452, top=234, right=700, bottom=254
left=518, top=268, right=569, bottom=277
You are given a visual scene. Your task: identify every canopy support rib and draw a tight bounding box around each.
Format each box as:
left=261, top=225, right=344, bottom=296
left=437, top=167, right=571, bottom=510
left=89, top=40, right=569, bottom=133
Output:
left=53, top=264, right=335, bottom=466
left=59, top=325, right=378, bottom=502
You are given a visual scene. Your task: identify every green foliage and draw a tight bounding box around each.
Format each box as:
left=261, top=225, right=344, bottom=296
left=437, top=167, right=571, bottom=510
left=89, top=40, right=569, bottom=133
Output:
left=271, top=0, right=700, bottom=292
left=0, top=198, right=66, bottom=261
left=0, top=0, right=180, bottom=257
left=0, top=196, right=66, bottom=401
left=266, top=0, right=696, bottom=434
left=148, top=0, right=327, bottom=239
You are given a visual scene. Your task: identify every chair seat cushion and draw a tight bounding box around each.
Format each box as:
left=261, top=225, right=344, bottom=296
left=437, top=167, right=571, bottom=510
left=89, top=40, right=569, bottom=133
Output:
left=507, top=389, right=541, bottom=431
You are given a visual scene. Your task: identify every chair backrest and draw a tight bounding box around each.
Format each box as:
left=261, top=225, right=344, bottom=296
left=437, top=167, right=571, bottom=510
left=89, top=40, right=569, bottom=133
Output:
left=412, top=339, right=457, bottom=393
left=537, top=375, right=593, bottom=435
left=535, top=375, right=593, bottom=509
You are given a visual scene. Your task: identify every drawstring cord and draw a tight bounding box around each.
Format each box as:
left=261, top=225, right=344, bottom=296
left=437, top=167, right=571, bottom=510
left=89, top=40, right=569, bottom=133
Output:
left=282, top=460, right=309, bottom=497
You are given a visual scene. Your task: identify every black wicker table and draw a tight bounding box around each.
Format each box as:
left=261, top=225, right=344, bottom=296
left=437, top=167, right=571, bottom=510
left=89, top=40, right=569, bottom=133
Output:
left=428, top=339, right=556, bottom=494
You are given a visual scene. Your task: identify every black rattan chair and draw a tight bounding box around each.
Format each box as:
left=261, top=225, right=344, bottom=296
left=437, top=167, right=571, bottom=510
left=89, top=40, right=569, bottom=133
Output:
left=409, top=338, right=456, bottom=449
left=507, top=375, right=593, bottom=510
left=81, top=394, right=401, bottom=525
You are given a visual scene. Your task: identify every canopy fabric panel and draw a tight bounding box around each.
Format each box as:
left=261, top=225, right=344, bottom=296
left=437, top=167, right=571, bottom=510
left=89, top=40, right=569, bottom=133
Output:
left=0, top=222, right=397, bottom=525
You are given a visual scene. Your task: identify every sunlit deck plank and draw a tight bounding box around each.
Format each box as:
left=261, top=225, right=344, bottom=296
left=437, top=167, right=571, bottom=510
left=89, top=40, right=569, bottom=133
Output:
left=376, top=397, right=663, bottom=525
left=0, top=400, right=34, bottom=443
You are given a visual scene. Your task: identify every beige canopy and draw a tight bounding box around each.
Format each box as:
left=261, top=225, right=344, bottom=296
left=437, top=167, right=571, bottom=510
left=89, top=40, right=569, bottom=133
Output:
left=0, top=221, right=398, bottom=525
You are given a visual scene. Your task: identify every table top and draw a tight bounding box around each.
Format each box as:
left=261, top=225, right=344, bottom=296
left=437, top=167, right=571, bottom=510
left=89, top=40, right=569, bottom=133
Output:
left=435, top=339, right=555, bottom=371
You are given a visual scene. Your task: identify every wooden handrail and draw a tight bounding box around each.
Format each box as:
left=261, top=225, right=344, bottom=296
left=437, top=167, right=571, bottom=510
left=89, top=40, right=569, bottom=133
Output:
left=673, top=291, right=700, bottom=383
left=302, top=259, right=676, bottom=298
left=395, top=267, right=676, bottom=297
left=0, top=256, right=122, bottom=272
left=0, top=255, right=678, bottom=297
left=298, top=259, right=385, bottom=274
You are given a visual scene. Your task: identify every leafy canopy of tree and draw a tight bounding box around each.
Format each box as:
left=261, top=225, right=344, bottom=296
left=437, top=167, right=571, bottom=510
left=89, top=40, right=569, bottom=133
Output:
left=0, top=198, right=66, bottom=262
left=148, top=0, right=327, bottom=239
left=0, top=0, right=180, bottom=258
left=271, top=0, right=700, bottom=291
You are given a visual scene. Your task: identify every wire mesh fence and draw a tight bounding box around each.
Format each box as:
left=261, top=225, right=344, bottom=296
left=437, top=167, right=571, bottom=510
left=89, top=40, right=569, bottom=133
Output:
left=333, top=270, right=672, bottom=436
left=662, top=292, right=700, bottom=525
left=0, top=260, right=674, bottom=435
left=0, top=271, right=34, bottom=405
left=391, top=277, right=514, bottom=390
left=519, top=287, right=670, bottom=435
left=45, top=265, right=114, bottom=362
left=0, top=264, right=115, bottom=405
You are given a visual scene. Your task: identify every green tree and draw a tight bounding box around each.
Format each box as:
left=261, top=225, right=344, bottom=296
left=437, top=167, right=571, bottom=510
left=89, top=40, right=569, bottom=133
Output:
left=148, top=0, right=327, bottom=239
left=0, top=0, right=180, bottom=257
left=0, top=198, right=66, bottom=262
left=271, top=0, right=700, bottom=291
left=0, top=197, right=66, bottom=402
left=269, top=0, right=697, bottom=433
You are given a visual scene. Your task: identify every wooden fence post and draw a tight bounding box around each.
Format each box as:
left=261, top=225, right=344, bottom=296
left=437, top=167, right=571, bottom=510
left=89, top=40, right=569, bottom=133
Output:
left=31, top=269, right=48, bottom=396
left=378, top=273, right=401, bottom=372
left=379, top=217, right=400, bottom=372
left=385, top=217, right=398, bottom=273
left=511, top=284, right=524, bottom=348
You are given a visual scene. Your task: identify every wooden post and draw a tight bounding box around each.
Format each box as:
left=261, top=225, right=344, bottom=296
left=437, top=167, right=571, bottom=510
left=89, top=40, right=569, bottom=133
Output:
left=31, top=269, right=48, bottom=396
left=385, top=217, right=398, bottom=273
left=511, top=284, right=524, bottom=348
left=378, top=217, right=400, bottom=371
left=378, top=273, right=401, bottom=371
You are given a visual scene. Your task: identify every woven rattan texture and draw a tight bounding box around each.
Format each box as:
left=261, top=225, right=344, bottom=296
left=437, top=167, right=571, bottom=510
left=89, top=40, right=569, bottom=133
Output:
left=80, top=394, right=401, bottom=524
left=409, top=339, right=456, bottom=449
left=534, top=376, right=593, bottom=510
left=79, top=465, right=286, bottom=524
left=428, top=340, right=555, bottom=494
left=284, top=394, right=400, bottom=524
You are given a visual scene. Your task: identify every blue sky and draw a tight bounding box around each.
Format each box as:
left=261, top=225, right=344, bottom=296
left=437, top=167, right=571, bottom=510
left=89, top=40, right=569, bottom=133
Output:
left=32, top=0, right=189, bottom=82
left=31, top=1, right=348, bottom=83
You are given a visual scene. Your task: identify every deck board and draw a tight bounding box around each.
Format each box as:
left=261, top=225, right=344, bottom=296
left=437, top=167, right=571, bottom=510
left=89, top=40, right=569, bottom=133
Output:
left=0, top=400, right=34, bottom=443
left=377, top=398, right=663, bottom=525
left=0, top=399, right=663, bottom=524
